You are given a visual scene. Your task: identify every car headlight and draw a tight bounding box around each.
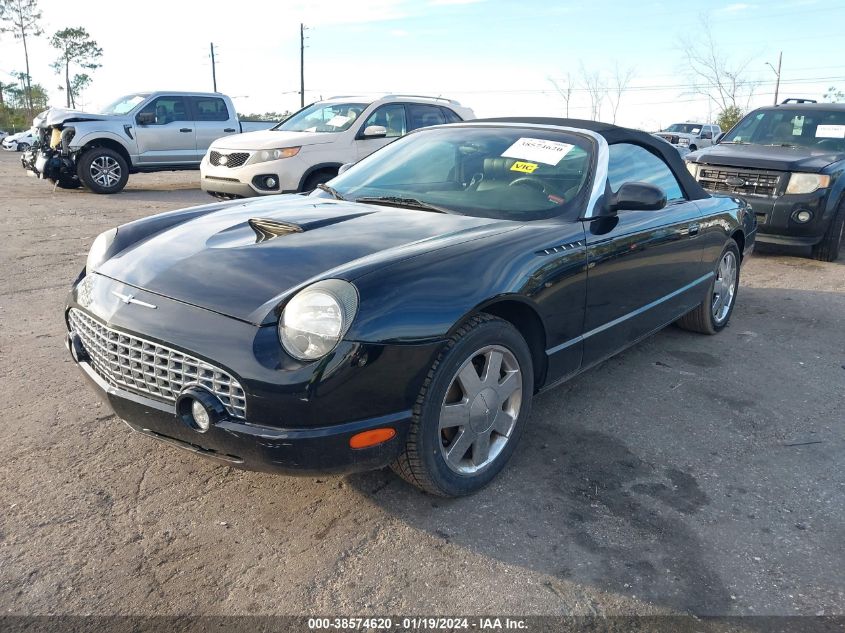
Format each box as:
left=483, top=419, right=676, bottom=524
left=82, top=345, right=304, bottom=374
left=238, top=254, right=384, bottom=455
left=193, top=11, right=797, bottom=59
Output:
left=678, top=137, right=690, bottom=146
left=279, top=279, right=358, bottom=361
left=686, top=162, right=699, bottom=178
left=248, top=147, right=300, bottom=165
left=86, top=227, right=118, bottom=273
left=786, top=173, right=830, bottom=195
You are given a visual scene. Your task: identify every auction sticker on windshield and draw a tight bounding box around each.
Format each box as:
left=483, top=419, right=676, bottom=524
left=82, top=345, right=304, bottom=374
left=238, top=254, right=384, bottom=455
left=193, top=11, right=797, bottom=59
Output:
left=502, top=138, right=574, bottom=165
left=816, top=124, right=845, bottom=139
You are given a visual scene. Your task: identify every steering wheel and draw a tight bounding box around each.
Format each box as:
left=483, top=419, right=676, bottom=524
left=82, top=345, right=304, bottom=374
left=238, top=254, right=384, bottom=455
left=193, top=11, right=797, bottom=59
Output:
left=508, top=176, right=566, bottom=201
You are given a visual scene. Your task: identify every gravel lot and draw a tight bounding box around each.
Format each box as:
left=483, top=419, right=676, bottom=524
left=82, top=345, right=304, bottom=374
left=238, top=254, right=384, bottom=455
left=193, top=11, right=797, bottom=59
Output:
left=0, top=150, right=843, bottom=617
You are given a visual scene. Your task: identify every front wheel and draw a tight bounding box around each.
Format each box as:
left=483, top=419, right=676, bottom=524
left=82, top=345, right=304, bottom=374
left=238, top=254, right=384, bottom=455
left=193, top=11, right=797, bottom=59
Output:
left=392, top=314, right=533, bottom=496
left=811, top=204, right=843, bottom=262
left=77, top=147, right=129, bottom=194
left=677, top=240, right=740, bottom=334
left=17, top=142, right=30, bottom=152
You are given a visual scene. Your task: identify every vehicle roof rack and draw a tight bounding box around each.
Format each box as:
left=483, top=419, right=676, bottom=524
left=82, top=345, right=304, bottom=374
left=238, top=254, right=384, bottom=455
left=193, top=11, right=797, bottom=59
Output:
left=382, top=94, right=461, bottom=105
left=780, top=98, right=817, bottom=104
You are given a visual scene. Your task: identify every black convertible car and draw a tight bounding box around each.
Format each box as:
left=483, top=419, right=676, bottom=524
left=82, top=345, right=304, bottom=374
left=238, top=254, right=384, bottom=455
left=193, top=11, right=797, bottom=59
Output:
left=66, top=118, right=756, bottom=496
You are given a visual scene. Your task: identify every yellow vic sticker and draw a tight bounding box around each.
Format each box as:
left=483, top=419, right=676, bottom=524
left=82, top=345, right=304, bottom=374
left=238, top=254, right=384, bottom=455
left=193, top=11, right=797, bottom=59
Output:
left=510, top=161, right=538, bottom=174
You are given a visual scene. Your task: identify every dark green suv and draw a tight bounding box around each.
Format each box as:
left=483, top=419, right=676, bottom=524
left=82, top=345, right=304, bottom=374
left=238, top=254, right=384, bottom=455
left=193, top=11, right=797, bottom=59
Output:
left=686, top=100, right=844, bottom=261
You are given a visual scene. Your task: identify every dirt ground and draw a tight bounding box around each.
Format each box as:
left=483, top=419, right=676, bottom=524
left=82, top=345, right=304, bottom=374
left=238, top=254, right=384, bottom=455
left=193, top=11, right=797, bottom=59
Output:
left=0, top=150, right=843, bottom=617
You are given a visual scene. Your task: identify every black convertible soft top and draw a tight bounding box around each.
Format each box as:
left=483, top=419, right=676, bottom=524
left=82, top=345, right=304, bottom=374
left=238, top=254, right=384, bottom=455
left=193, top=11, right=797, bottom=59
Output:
left=473, top=117, right=710, bottom=201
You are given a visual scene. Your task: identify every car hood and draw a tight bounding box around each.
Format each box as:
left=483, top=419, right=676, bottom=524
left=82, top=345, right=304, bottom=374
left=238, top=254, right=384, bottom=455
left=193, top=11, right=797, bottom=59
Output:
left=35, top=107, right=119, bottom=128
left=212, top=129, right=338, bottom=150
left=690, top=143, right=841, bottom=172
left=96, top=196, right=514, bottom=324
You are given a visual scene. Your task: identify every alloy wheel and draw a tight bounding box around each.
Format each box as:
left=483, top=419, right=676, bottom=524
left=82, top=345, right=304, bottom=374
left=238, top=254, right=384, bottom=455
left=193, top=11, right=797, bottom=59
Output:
left=90, top=156, right=122, bottom=188
left=712, top=250, right=737, bottom=324
left=438, top=345, right=522, bottom=475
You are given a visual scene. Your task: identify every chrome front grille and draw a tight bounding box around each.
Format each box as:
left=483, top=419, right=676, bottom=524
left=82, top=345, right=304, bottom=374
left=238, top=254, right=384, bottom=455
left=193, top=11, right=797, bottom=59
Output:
left=209, top=150, right=249, bottom=168
left=698, top=167, right=783, bottom=198
left=68, top=309, right=246, bottom=419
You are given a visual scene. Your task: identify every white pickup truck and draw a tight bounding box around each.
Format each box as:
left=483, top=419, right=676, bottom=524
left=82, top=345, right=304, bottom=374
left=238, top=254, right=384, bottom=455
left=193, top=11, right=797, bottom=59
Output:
left=20, top=91, right=276, bottom=194
left=654, top=122, right=722, bottom=152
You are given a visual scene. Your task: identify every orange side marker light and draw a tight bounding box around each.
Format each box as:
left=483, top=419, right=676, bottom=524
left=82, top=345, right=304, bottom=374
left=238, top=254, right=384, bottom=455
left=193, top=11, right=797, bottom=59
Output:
left=349, top=428, right=396, bottom=449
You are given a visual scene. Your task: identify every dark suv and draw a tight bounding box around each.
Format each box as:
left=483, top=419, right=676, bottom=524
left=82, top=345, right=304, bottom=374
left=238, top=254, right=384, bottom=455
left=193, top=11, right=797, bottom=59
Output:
left=686, top=100, right=845, bottom=261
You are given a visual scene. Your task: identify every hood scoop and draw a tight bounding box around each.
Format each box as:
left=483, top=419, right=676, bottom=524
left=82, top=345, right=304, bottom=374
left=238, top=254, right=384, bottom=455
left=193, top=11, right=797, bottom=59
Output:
left=249, top=217, right=304, bottom=243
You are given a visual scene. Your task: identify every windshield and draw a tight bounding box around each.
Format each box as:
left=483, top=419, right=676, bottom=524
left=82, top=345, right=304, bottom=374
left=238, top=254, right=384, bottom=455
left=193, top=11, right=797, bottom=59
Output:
left=273, top=102, right=367, bottom=133
left=99, top=94, right=148, bottom=115
left=664, top=123, right=702, bottom=134
left=324, top=127, right=594, bottom=220
left=723, top=107, right=845, bottom=150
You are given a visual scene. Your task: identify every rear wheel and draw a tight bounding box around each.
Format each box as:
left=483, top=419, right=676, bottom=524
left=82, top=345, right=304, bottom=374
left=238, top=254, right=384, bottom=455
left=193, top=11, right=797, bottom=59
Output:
left=392, top=314, right=533, bottom=496
left=811, top=203, right=843, bottom=262
left=77, top=147, right=129, bottom=194
left=677, top=240, right=740, bottom=334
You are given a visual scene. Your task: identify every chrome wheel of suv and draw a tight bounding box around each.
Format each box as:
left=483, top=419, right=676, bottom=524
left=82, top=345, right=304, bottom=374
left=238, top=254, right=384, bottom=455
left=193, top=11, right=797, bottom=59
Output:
left=90, top=156, right=122, bottom=188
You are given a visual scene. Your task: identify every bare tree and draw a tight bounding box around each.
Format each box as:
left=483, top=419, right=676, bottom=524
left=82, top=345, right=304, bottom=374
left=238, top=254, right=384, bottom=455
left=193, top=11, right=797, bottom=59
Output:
left=548, top=74, right=573, bottom=118
left=580, top=64, right=606, bottom=121
left=680, top=16, right=757, bottom=114
left=608, top=64, right=635, bottom=124
left=0, top=0, right=43, bottom=116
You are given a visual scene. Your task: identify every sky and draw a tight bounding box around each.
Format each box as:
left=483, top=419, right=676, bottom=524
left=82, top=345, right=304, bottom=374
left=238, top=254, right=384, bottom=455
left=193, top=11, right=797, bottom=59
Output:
left=1, top=0, right=844, bottom=131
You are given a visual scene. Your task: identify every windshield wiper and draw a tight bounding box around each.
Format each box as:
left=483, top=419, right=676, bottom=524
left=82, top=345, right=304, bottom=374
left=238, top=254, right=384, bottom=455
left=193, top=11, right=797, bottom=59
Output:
left=766, top=143, right=799, bottom=148
left=316, top=183, right=345, bottom=200
left=354, top=196, right=451, bottom=214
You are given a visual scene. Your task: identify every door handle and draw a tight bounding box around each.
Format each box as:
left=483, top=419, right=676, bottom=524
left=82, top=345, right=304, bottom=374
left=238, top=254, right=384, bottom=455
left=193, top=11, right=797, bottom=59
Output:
left=224, top=128, right=236, bottom=133
left=179, top=128, right=192, bottom=133
left=688, top=222, right=700, bottom=236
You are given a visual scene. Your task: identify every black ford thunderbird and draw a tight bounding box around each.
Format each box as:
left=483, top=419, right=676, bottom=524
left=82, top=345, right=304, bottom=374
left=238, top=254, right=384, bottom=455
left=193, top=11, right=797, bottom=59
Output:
left=66, top=118, right=756, bottom=496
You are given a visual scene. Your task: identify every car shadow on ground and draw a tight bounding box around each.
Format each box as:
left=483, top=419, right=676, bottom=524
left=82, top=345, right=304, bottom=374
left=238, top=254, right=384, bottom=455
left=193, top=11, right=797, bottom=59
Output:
left=346, top=285, right=845, bottom=616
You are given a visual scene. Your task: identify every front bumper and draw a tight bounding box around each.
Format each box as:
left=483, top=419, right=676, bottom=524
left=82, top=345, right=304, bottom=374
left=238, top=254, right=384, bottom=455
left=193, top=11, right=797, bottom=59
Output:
left=70, top=347, right=412, bottom=474
left=200, top=154, right=301, bottom=198
left=65, top=274, right=443, bottom=474
left=704, top=189, right=832, bottom=246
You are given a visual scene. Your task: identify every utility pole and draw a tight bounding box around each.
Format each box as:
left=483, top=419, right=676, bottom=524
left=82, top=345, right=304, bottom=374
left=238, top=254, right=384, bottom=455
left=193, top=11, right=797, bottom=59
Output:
left=210, top=42, right=218, bottom=92
left=300, top=23, right=306, bottom=108
left=766, top=51, right=782, bottom=106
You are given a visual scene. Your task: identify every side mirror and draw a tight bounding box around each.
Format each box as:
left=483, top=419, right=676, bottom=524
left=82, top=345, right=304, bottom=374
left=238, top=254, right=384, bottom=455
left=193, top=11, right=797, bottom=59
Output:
left=608, top=182, right=666, bottom=213
left=338, top=162, right=355, bottom=175
left=361, top=125, right=387, bottom=139
left=137, top=111, right=155, bottom=125
left=701, top=132, right=713, bottom=140
left=714, top=132, right=724, bottom=143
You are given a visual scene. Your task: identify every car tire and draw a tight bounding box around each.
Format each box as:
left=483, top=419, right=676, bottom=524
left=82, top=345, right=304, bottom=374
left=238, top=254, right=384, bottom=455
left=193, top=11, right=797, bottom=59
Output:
left=810, top=203, right=844, bottom=262
left=689, top=144, right=697, bottom=151
left=77, top=147, right=129, bottom=194
left=391, top=314, right=534, bottom=497
left=302, top=169, right=336, bottom=193
left=677, top=240, right=741, bottom=335
left=17, top=142, right=30, bottom=152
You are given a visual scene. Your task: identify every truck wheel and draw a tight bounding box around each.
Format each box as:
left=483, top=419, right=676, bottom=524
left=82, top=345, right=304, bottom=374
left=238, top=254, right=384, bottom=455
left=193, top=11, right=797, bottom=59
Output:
left=811, top=204, right=844, bottom=262
left=677, top=240, right=740, bottom=335
left=391, top=314, right=533, bottom=497
left=77, top=147, right=129, bottom=194
left=689, top=144, right=697, bottom=151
